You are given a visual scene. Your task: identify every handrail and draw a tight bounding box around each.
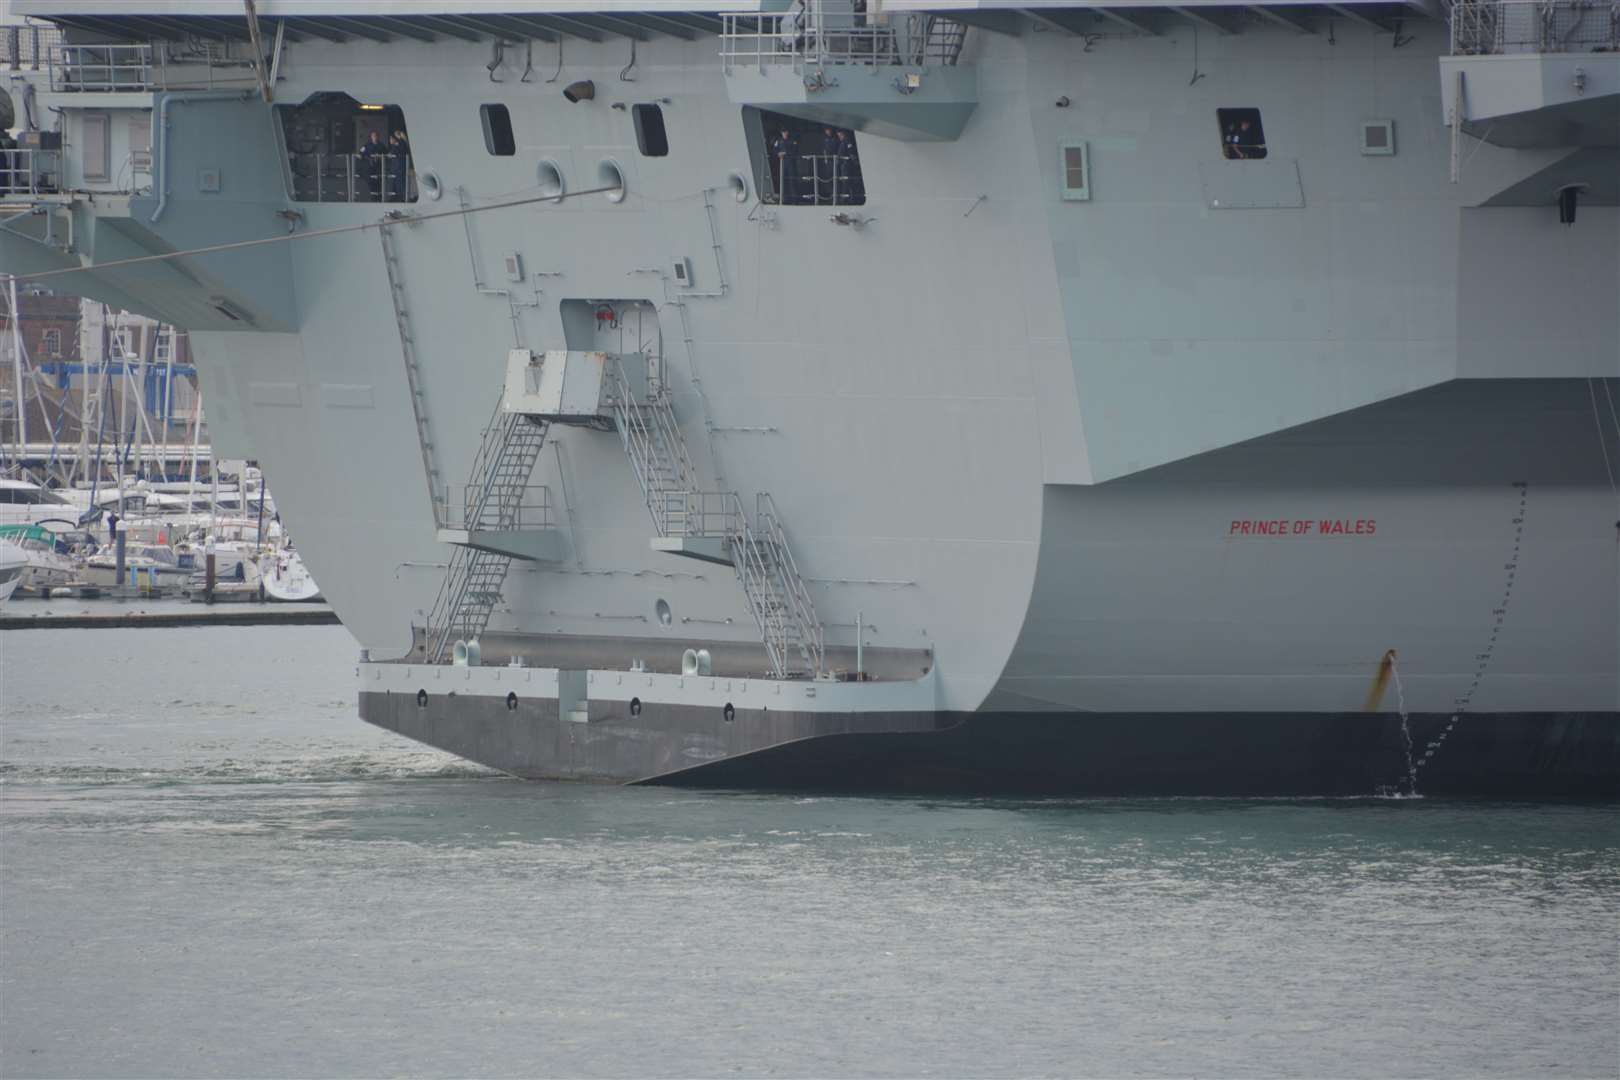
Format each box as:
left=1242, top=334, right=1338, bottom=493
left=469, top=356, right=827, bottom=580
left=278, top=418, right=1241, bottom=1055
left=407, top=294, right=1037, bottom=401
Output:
left=47, top=42, right=261, bottom=92
left=293, top=153, right=417, bottom=204
left=756, top=492, right=825, bottom=674
left=607, top=355, right=702, bottom=537
left=0, top=148, right=61, bottom=197
left=720, top=5, right=967, bottom=74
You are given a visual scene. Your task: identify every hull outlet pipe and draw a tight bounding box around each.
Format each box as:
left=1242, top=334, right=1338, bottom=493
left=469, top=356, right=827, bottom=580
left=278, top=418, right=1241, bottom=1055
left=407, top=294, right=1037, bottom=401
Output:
left=151, top=91, right=252, bottom=223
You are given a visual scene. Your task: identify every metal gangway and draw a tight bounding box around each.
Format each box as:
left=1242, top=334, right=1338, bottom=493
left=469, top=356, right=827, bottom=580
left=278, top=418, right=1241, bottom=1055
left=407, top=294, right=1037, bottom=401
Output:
left=425, top=397, right=551, bottom=664
left=604, top=359, right=825, bottom=679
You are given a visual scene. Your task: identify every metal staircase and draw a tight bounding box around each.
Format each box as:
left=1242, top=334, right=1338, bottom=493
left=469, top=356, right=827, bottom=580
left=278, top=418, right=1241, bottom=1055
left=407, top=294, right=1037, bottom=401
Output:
left=605, top=361, right=701, bottom=537
left=378, top=220, right=446, bottom=527
left=730, top=493, right=826, bottom=678
left=425, top=395, right=550, bottom=663
left=604, top=358, right=825, bottom=678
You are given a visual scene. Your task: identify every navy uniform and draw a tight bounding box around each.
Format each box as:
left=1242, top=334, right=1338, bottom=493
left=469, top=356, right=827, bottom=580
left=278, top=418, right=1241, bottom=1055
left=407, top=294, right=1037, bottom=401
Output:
left=357, top=131, right=385, bottom=200
left=832, top=130, right=862, bottom=204
left=769, top=130, right=798, bottom=204
left=386, top=132, right=409, bottom=201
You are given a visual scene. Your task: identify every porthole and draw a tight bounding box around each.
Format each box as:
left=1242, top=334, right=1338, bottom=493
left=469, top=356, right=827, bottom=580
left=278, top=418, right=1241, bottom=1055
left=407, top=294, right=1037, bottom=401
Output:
left=655, top=598, right=672, bottom=627
left=630, top=697, right=642, bottom=717
left=537, top=159, right=565, bottom=202
left=723, top=702, right=735, bottom=723
left=727, top=171, right=749, bottom=203
left=416, top=689, right=428, bottom=708
left=505, top=691, right=518, bottom=711
left=598, top=158, right=627, bottom=203
left=419, top=171, right=443, bottom=201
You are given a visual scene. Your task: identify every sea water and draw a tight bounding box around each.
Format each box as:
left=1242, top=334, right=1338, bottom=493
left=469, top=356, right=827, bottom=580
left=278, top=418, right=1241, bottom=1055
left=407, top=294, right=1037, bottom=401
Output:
left=2, top=626, right=1616, bottom=1078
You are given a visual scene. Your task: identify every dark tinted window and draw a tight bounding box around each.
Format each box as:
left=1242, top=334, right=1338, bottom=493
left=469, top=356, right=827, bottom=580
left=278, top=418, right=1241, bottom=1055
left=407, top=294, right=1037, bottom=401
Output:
left=1218, top=108, right=1267, bottom=160
left=482, top=104, right=515, bottom=156
left=275, top=92, right=416, bottom=203
left=633, top=104, right=669, bottom=157
left=744, top=107, right=865, bottom=207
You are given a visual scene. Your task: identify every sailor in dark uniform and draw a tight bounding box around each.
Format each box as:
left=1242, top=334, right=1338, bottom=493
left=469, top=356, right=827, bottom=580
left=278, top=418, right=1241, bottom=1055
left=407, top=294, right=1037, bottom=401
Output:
left=357, top=130, right=385, bottom=200
left=386, top=131, right=409, bottom=201
left=806, top=126, right=836, bottom=205
left=831, top=129, right=861, bottom=204
left=1223, top=122, right=1242, bottom=159
left=769, top=127, right=798, bottom=204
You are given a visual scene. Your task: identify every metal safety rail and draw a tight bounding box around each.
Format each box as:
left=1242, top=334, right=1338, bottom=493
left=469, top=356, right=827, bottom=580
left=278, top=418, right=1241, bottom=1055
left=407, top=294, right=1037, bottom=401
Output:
left=606, top=356, right=702, bottom=537
left=721, top=7, right=968, bottom=74
left=290, top=153, right=417, bottom=204
left=46, top=42, right=262, bottom=92
left=426, top=396, right=551, bottom=664
left=750, top=493, right=825, bottom=676
left=1450, top=0, right=1620, bottom=53
left=769, top=152, right=862, bottom=206
left=0, top=149, right=61, bottom=197
left=604, top=356, right=824, bottom=677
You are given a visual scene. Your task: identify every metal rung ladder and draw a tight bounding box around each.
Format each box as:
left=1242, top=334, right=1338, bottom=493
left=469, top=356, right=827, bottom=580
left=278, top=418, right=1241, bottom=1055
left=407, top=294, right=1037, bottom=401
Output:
left=378, top=220, right=446, bottom=527
left=426, top=398, right=550, bottom=663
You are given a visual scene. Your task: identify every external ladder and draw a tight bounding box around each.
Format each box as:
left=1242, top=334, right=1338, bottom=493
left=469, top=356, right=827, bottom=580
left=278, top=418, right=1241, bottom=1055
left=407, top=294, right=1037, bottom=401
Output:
left=604, top=360, right=826, bottom=679
left=425, top=398, right=550, bottom=663
left=378, top=219, right=447, bottom=527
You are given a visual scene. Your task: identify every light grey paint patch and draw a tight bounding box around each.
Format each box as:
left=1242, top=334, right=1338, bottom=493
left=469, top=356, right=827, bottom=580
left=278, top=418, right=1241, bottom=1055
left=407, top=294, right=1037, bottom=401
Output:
left=1198, top=159, right=1305, bottom=209
left=249, top=381, right=302, bottom=407
left=321, top=383, right=375, bottom=409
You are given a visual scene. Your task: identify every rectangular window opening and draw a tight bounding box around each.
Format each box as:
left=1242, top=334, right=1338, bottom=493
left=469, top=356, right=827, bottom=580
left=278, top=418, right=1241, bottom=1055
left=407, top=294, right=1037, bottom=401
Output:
left=81, top=113, right=109, bottom=181
left=1060, top=140, right=1090, bottom=201
left=481, top=103, right=516, bottom=157
left=633, top=104, right=669, bottom=157
left=42, top=329, right=62, bottom=357
left=1217, top=108, right=1267, bottom=160
left=275, top=93, right=417, bottom=203
left=742, top=107, right=865, bottom=208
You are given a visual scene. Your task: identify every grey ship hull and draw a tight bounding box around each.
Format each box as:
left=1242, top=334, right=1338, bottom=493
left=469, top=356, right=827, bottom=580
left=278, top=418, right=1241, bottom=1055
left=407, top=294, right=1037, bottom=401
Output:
left=5, top=3, right=1617, bottom=797
left=362, top=692, right=1614, bottom=797
left=362, top=378, right=1620, bottom=797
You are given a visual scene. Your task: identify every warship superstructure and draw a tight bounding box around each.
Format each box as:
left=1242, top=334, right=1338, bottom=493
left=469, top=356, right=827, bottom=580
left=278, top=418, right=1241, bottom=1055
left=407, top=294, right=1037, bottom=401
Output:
left=3, top=0, right=1616, bottom=795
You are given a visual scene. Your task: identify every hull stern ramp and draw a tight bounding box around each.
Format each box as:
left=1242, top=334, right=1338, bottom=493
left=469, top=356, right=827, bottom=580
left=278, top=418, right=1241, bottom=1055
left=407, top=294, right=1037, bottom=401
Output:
left=427, top=349, right=826, bottom=681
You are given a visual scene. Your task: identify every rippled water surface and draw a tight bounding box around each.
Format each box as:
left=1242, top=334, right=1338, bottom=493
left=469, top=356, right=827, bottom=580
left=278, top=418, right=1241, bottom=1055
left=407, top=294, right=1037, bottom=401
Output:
left=3, top=626, right=1617, bottom=1079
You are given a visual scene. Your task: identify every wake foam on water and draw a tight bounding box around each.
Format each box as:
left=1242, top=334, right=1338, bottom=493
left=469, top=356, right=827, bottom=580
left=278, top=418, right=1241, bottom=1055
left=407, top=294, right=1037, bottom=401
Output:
left=0, top=752, right=501, bottom=787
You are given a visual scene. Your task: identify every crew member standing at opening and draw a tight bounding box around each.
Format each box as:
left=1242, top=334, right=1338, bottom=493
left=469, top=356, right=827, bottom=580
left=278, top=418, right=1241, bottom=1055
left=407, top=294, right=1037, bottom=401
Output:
left=831, top=128, right=860, bottom=204
left=386, top=130, right=409, bottom=201
left=1235, top=117, right=1263, bottom=159
left=769, top=126, right=798, bottom=204
left=358, top=130, right=384, bottom=201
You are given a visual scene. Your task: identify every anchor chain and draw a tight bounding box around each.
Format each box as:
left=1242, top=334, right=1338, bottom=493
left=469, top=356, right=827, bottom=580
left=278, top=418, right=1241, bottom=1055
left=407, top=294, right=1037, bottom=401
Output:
left=1414, top=481, right=1529, bottom=783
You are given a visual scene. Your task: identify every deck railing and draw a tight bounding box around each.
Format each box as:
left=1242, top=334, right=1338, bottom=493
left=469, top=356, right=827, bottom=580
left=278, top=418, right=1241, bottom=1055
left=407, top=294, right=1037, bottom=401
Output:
left=46, top=42, right=262, bottom=91
left=289, top=153, right=417, bottom=204
left=1450, top=0, right=1620, bottom=54
left=721, top=8, right=967, bottom=75
left=0, top=148, right=61, bottom=197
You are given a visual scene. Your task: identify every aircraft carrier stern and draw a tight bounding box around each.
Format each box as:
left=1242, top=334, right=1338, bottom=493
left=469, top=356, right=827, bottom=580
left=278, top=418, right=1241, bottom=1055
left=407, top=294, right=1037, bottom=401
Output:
left=5, top=0, right=1616, bottom=797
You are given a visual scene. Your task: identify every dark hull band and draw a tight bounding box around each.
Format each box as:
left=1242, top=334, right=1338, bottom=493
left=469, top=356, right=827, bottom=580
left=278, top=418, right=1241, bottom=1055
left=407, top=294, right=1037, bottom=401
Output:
left=361, top=690, right=1619, bottom=799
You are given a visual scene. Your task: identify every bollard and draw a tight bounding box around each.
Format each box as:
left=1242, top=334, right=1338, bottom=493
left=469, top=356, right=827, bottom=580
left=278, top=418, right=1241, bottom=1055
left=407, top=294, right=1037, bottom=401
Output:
left=114, top=531, right=126, bottom=587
